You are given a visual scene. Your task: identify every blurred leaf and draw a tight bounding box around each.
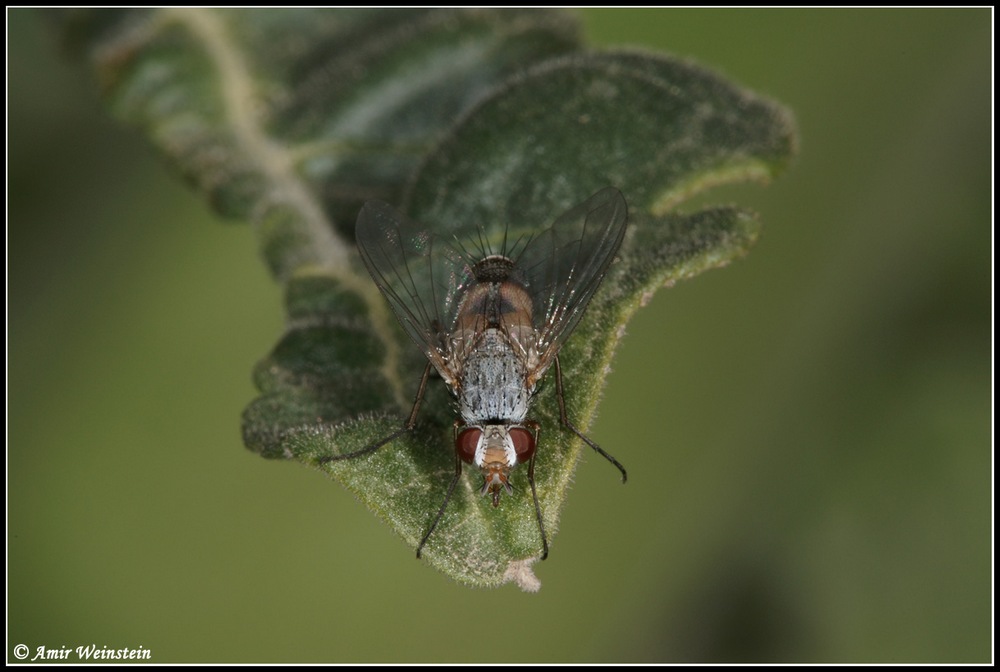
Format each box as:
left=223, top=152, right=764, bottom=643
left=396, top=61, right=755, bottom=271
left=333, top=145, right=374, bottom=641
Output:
left=54, top=8, right=580, bottom=277
left=59, top=8, right=796, bottom=589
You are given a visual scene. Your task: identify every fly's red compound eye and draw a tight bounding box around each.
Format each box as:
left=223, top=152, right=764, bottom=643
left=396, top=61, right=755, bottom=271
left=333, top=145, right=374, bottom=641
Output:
left=456, top=427, right=482, bottom=463
left=509, top=427, right=536, bottom=460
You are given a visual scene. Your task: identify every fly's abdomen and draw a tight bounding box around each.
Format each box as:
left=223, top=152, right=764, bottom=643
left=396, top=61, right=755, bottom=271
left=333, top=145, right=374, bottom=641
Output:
left=459, top=331, right=530, bottom=424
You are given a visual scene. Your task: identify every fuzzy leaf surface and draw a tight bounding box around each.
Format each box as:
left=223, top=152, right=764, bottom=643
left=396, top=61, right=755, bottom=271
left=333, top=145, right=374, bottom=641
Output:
left=59, top=9, right=796, bottom=589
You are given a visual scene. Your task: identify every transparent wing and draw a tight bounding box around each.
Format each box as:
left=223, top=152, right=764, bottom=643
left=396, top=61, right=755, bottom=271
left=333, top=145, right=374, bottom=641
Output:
left=355, top=201, right=470, bottom=380
left=513, top=187, right=628, bottom=377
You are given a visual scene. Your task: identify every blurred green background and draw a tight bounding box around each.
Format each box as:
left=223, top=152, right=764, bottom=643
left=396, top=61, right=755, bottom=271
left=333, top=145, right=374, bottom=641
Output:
left=8, top=8, right=991, bottom=663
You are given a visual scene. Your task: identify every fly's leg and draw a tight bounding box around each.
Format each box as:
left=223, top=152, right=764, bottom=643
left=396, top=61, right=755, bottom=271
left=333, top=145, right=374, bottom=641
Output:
left=319, top=362, right=432, bottom=464
left=524, top=421, right=550, bottom=560
left=417, top=440, right=463, bottom=559
left=554, top=355, right=627, bottom=483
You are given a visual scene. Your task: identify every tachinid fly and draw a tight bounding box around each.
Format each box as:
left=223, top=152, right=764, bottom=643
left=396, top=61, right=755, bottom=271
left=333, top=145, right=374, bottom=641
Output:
left=322, top=187, right=629, bottom=559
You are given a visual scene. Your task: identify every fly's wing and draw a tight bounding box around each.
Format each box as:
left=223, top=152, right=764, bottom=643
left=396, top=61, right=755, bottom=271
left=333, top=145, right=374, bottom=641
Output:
left=514, top=187, right=628, bottom=378
left=355, top=201, right=470, bottom=381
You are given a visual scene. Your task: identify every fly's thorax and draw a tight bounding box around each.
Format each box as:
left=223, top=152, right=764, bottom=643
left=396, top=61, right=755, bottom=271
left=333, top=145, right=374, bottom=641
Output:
left=457, top=329, right=533, bottom=424
left=455, top=423, right=538, bottom=507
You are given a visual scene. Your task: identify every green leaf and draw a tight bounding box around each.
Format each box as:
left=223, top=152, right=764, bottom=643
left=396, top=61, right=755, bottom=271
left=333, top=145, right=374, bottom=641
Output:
left=54, top=8, right=580, bottom=278
left=58, top=9, right=796, bottom=590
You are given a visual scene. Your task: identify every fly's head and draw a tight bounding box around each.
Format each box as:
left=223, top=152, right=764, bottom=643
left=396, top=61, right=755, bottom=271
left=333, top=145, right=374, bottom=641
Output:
left=455, top=423, right=537, bottom=507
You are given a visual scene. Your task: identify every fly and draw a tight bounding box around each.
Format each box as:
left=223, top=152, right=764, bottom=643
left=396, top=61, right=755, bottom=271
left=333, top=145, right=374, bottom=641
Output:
left=321, top=187, right=629, bottom=560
